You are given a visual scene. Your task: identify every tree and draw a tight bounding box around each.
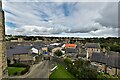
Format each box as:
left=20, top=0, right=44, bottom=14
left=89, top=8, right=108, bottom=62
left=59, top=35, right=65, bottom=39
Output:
left=64, top=59, right=98, bottom=79
left=54, top=50, right=63, bottom=56
left=110, top=44, right=120, bottom=53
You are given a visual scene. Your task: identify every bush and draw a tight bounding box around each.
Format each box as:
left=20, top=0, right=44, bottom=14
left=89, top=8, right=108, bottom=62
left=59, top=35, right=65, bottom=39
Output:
left=8, top=63, right=28, bottom=67
left=21, top=66, right=30, bottom=75
left=13, top=72, right=18, bottom=75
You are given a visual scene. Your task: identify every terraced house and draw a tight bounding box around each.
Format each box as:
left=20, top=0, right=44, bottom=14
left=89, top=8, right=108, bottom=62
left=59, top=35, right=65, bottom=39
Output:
left=91, top=51, right=120, bottom=76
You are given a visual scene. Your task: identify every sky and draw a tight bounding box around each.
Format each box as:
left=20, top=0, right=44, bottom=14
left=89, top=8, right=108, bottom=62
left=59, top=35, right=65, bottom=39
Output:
left=2, top=0, right=119, bottom=38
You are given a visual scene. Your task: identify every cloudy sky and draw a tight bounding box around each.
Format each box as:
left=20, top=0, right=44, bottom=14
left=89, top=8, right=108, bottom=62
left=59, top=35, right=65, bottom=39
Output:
left=2, top=0, right=119, bottom=38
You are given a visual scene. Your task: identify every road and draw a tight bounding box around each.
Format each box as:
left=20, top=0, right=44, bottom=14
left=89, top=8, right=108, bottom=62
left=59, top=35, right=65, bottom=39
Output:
left=26, top=60, right=50, bottom=78
left=9, top=60, right=50, bottom=79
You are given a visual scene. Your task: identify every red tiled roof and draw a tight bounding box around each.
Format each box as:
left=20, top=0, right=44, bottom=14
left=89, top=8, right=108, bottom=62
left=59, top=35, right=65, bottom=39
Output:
left=65, top=44, right=76, bottom=48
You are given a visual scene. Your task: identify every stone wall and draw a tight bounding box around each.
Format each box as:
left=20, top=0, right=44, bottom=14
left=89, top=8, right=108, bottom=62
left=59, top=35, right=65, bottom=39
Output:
left=0, top=1, right=8, bottom=79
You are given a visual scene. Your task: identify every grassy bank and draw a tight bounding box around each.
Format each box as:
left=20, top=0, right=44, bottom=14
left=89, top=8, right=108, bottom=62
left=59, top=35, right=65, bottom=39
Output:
left=50, top=64, right=76, bottom=80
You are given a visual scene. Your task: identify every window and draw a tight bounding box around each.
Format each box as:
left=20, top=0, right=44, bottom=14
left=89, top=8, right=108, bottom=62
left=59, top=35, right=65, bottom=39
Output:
left=108, top=66, right=112, bottom=70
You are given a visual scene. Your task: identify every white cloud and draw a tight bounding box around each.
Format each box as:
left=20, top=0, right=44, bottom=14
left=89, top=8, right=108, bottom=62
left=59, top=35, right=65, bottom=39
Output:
left=3, top=1, right=118, bottom=37
left=3, top=0, right=119, bottom=2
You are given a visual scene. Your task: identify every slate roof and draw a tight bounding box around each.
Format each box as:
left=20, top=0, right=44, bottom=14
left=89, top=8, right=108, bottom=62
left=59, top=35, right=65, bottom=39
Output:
left=107, top=52, right=120, bottom=68
left=7, top=45, right=40, bottom=59
left=85, top=43, right=100, bottom=48
left=91, top=52, right=106, bottom=64
left=7, top=46, right=31, bottom=58
left=91, top=51, right=120, bottom=69
left=66, top=48, right=78, bottom=53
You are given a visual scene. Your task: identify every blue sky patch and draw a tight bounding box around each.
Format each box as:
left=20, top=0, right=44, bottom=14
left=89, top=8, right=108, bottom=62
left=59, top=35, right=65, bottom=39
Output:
left=6, top=22, right=16, bottom=27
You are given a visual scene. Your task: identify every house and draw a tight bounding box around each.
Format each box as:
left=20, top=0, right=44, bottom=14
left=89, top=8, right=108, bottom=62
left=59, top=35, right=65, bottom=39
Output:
left=65, top=48, right=78, bottom=58
left=91, top=52, right=106, bottom=73
left=62, top=44, right=77, bottom=49
left=7, top=46, right=40, bottom=65
left=106, top=52, right=120, bottom=76
left=13, top=53, right=37, bottom=65
left=18, top=38, right=24, bottom=42
left=42, top=47, right=48, bottom=53
left=31, top=46, right=42, bottom=55
left=91, top=51, right=120, bottom=76
left=85, top=43, right=101, bottom=59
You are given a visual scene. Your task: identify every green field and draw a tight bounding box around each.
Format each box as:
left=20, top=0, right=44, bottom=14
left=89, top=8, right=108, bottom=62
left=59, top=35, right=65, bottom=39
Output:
left=8, top=67, right=26, bottom=76
left=50, top=64, right=76, bottom=80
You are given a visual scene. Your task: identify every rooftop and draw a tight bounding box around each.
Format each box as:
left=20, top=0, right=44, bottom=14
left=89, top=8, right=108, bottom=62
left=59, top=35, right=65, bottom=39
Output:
left=91, top=51, right=120, bottom=68
left=85, top=43, right=100, bottom=48
left=65, top=44, right=76, bottom=48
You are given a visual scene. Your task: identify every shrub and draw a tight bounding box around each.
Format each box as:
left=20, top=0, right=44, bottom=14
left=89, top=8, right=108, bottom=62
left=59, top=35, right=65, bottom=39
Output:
left=13, top=72, right=18, bottom=75
left=20, top=66, right=30, bottom=75
left=54, top=50, right=63, bottom=56
left=8, top=63, right=28, bottom=67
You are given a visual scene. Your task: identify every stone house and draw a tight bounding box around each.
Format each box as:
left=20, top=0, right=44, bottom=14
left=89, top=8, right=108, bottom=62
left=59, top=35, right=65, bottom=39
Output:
left=65, top=48, right=78, bottom=58
left=13, top=53, right=36, bottom=65
left=106, top=52, right=120, bottom=75
left=91, top=52, right=106, bottom=73
left=7, top=46, right=40, bottom=65
left=91, top=51, right=120, bottom=76
left=85, top=43, right=101, bottom=59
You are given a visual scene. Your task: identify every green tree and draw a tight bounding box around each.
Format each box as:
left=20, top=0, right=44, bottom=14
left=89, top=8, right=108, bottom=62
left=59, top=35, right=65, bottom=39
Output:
left=64, top=59, right=98, bottom=79
left=54, top=50, right=63, bottom=56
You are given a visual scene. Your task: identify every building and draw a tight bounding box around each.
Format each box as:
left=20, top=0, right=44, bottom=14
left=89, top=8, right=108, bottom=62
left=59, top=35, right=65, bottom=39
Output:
left=62, top=44, right=77, bottom=49
left=65, top=48, right=78, bottom=58
left=7, top=46, right=40, bottom=65
left=106, top=52, right=120, bottom=75
left=13, top=53, right=36, bottom=65
left=17, top=38, right=24, bottom=42
left=91, top=52, right=106, bottom=73
left=91, top=51, right=120, bottom=76
left=66, top=48, right=78, bottom=54
left=42, top=47, right=48, bottom=53
left=0, top=1, right=8, bottom=79
left=85, top=43, right=101, bottom=59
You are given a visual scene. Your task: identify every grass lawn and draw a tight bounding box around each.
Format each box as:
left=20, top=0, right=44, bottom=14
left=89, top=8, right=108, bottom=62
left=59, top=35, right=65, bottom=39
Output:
left=8, top=67, right=26, bottom=76
left=50, top=64, right=76, bottom=80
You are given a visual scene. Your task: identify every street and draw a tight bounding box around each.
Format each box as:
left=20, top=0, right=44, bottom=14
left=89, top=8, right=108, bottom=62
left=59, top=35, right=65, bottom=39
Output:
left=26, top=60, right=50, bottom=78
left=8, top=60, right=51, bottom=79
